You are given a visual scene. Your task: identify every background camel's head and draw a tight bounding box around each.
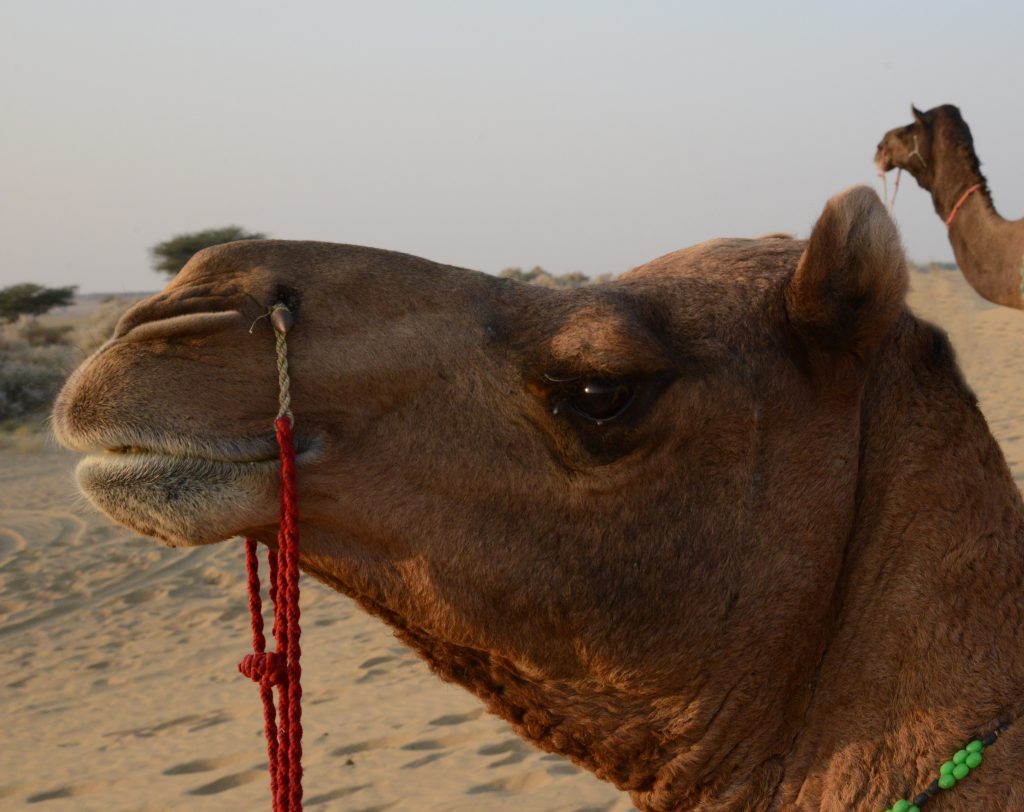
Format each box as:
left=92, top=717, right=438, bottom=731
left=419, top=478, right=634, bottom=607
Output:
left=875, top=103, right=978, bottom=190
left=54, top=186, right=906, bottom=710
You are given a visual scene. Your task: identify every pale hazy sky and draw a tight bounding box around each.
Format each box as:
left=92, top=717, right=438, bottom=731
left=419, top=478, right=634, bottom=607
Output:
left=3, top=1, right=1022, bottom=293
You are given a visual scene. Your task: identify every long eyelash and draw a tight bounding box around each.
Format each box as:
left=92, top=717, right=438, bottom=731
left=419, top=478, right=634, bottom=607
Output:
left=543, top=372, right=582, bottom=384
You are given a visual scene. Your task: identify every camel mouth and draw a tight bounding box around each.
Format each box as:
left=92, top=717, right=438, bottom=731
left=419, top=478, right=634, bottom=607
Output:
left=62, top=428, right=296, bottom=464
left=100, top=443, right=280, bottom=464
left=73, top=437, right=314, bottom=547
left=874, top=147, right=895, bottom=173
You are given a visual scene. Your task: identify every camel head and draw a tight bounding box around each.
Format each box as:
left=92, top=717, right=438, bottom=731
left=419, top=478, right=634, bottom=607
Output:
left=54, top=186, right=914, bottom=808
left=875, top=103, right=979, bottom=192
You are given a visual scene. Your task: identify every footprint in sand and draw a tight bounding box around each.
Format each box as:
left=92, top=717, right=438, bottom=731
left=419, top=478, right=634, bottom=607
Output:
left=478, top=737, right=532, bottom=768
left=303, top=783, right=370, bottom=806
left=358, top=655, right=395, bottom=669
left=355, top=654, right=397, bottom=683
left=401, top=739, right=447, bottom=752
left=330, top=736, right=398, bottom=757
left=427, top=707, right=484, bottom=726
left=478, top=738, right=529, bottom=756
left=26, top=781, right=102, bottom=804
left=187, top=711, right=235, bottom=732
left=163, top=755, right=250, bottom=775
left=401, top=751, right=448, bottom=769
left=403, top=730, right=482, bottom=752
left=188, top=770, right=264, bottom=796
left=109, top=709, right=232, bottom=739
left=466, top=771, right=551, bottom=795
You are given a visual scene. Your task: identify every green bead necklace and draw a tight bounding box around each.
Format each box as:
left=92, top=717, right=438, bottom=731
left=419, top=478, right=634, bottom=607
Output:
left=883, top=722, right=1009, bottom=811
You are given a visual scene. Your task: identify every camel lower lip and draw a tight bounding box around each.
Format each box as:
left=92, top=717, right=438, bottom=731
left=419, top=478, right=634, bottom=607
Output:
left=78, top=451, right=281, bottom=499
left=75, top=452, right=283, bottom=547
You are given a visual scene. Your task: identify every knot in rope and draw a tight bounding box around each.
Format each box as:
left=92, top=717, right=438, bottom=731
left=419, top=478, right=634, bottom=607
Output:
left=238, top=651, right=287, bottom=685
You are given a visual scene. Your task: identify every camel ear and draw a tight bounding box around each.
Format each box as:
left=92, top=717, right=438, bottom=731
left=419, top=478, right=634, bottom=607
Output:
left=911, top=104, right=925, bottom=124
left=786, top=186, right=907, bottom=360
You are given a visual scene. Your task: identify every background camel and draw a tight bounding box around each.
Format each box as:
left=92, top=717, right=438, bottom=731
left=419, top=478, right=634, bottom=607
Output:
left=876, top=104, right=1024, bottom=309
left=53, top=187, right=1024, bottom=810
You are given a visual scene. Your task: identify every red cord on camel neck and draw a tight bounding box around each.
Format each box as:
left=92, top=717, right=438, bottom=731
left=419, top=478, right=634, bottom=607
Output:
left=946, top=182, right=983, bottom=229
left=239, top=304, right=303, bottom=811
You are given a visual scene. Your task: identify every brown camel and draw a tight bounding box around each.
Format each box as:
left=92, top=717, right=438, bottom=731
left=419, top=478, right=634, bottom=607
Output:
left=876, top=104, right=1024, bottom=309
left=53, top=186, right=1024, bottom=811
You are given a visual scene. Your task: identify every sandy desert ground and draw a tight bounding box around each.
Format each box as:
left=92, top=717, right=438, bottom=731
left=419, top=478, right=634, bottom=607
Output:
left=2, top=264, right=1023, bottom=811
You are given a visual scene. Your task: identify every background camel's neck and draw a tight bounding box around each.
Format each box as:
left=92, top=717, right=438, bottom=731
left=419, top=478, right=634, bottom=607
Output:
left=914, top=138, right=1024, bottom=307
left=778, top=315, right=1024, bottom=808
left=927, top=146, right=994, bottom=224
left=946, top=199, right=1024, bottom=308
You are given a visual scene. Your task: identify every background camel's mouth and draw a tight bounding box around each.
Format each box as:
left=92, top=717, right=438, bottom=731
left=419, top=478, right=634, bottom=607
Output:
left=874, top=147, right=895, bottom=173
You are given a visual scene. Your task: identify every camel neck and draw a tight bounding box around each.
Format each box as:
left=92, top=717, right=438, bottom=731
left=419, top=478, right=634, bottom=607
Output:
left=776, top=315, right=1024, bottom=808
left=914, top=142, right=1024, bottom=306
left=924, top=138, right=994, bottom=223
left=935, top=176, right=995, bottom=224
left=944, top=194, right=1024, bottom=307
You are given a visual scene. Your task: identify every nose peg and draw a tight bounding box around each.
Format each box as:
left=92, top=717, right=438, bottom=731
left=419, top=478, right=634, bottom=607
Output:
left=270, top=304, right=294, bottom=335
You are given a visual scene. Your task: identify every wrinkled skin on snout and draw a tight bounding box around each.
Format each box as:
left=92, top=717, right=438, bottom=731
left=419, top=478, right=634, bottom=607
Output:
left=53, top=187, right=1024, bottom=811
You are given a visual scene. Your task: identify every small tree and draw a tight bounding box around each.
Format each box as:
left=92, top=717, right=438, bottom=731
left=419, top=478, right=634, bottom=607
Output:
left=0, top=283, right=77, bottom=323
left=150, top=226, right=268, bottom=277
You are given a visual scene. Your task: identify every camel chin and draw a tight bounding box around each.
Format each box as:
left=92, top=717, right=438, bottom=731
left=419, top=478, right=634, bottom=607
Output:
left=74, top=450, right=280, bottom=547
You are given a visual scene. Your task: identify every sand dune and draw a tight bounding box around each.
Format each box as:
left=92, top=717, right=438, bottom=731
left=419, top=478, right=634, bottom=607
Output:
left=2, top=264, right=1022, bottom=811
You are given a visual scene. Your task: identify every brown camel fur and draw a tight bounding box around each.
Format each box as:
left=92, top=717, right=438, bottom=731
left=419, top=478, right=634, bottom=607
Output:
left=876, top=104, right=1024, bottom=309
left=53, top=186, right=1024, bottom=810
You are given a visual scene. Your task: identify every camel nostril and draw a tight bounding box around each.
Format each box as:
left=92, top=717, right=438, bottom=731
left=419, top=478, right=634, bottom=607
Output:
left=118, top=310, right=246, bottom=343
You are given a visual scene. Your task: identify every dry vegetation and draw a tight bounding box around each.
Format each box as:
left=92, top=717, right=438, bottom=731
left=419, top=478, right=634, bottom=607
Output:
left=0, top=296, right=140, bottom=440
left=499, top=266, right=612, bottom=288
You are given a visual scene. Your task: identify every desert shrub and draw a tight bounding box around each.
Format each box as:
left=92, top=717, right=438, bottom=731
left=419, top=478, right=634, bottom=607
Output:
left=19, top=320, right=74, bottom=346
left=0, top=296, right=136, bottom=423
left=499, top=266, right=610, bottom=288
left=73, top=296, right=134, bottom=354
left=0, top=336, right=75, bottom=420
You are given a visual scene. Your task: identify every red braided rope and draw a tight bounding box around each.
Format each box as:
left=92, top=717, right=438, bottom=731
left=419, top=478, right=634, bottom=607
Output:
left=239, top=416, right=303, bottom=809
left=946, top=182, right=983, bottom=228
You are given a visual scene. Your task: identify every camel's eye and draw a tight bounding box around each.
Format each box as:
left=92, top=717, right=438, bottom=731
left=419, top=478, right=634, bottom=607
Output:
left=549, top=377, right=637, bottom=425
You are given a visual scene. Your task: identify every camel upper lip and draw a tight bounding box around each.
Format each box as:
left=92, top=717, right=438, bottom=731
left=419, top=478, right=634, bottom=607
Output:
left=100, top=444, right=280, bottom=463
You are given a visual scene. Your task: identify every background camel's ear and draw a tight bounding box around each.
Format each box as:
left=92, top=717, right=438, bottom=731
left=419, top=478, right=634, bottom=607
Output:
left=911, top=104, right=925, bottom=124
left=786, top=186, right=907, bottom=360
